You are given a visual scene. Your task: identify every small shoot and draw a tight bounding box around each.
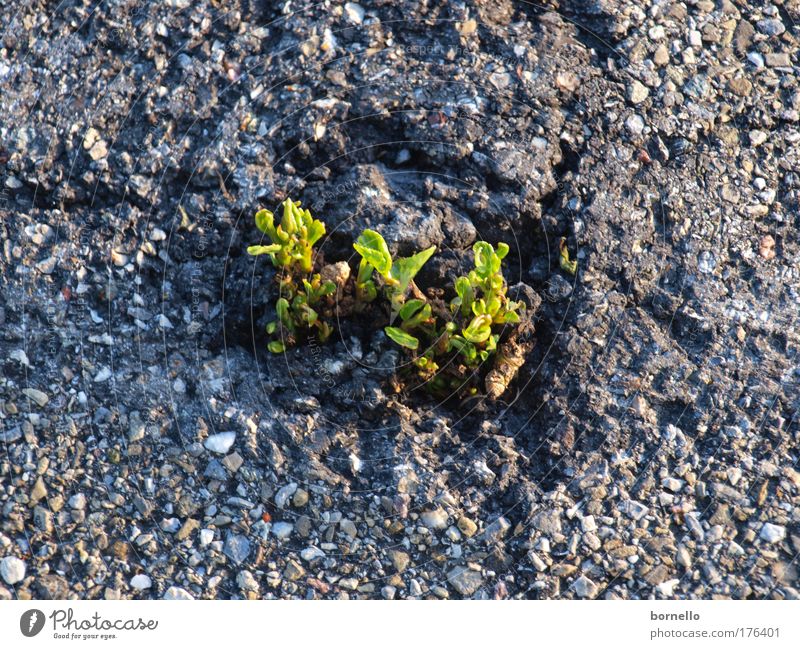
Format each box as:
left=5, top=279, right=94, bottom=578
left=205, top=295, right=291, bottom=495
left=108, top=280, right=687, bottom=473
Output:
left=559, top=237, right=577, bottom=275
left=248, top=198, right=335, bottom=353
left=248, top=198, right=327, bottom=274
left=445, top=241, right=524, bottom=370
left=353, top=229, right=435, bottom=318
left=380, top=238, right=529, bottom=398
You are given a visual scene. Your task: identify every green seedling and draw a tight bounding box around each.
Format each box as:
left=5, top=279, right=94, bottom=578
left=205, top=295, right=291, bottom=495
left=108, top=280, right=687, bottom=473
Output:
left=559, top=237, right=577, bottom=275
left=381, top=239, right=527, bottom=398
left=247, top=197, right=533, bottom=397
left=248, top=198, right=326, bottom=274
left=445, top=241, right=524, bottom=369
left=249, top=198, right=335, bottom=352
left=384, top=298, right=436, bottom=349
left=353, top=229, right=436, bottom=319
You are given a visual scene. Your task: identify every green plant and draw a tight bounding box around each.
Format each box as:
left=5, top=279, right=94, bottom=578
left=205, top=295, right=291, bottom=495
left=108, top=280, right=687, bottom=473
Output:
left=381, top=240, right=526, bottom=398
left=445, top=241, right=523, bottom=367
left=247, top=200, right=534, bottom=397
left=248, top=198, right=335, bottom=352
left=247, top=198, right=326, bottom=274
left=353, top=229, right=436, bottom=319
left=559, top=237, right=577, bottom=275
left=265, top=275, right=336, bottom=353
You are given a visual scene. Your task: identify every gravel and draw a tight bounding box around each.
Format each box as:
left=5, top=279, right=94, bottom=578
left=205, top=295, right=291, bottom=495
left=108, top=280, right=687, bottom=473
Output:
left=0, top=0, right=798, bottom=602
left=0, top=557, right=26, bottom=585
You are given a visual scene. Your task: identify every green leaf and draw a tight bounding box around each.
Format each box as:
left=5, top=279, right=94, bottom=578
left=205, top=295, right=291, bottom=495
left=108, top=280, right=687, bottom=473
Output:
left=306, top=219, right=326, bottom=246
left=496, top=242, right=509, bottom=259
left=276, top=297, right=291, bottom=327
left=392, top=245, right=436, bottom=290
left=356, top=258, right=374, bottom=285
left=266, top=321, right=277, bottom=334
left=401, top=302, right=432, bottom=330
left=471, top=298, right=487, bottom=316
left=398, top=298, right=426, bottom=321
left=254, top=209, right=275, bottom=235
left=316, top=321, right=333, bottom=342
left=485, top=295, right=502, bottom=316
left=463, top=314, right=493, bottom=343
left=356, top=279, right=377, bottom=303
left=301, top=305, right=318, bottom=326
left=280, top=199, right=297, bottom=235
left=353, top=229, right=392, bottom=277
left=473, top=241, right=493, bottom=275
left=449, top=336, right=477, bottom=361
left=268, top=340, right=285, bottom=353
left=454, top=276, right=474, bottom=316
left=275, top=224, right=290, bottom=244
left=473, top=241, right=502, bottom=276
left=247, top=244, right=281, bottom=256
left=502, top=310, right=520, bottom=324
left=385, top=326, right=419, bottom=350
left=559, top=237, right=577, bottom=275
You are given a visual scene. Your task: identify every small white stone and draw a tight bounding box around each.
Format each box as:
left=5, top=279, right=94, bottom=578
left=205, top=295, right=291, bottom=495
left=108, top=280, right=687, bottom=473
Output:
left=749, top=130, right=767, bottom=146
left=344, top=2, right=364, bottom=24
left=199, top=529, right=214, bottom=546
left=572, top=575, right=598, bottom=598
left=275, top=483, right=298, bottom=508
left=204, top=431, right=236, bottom=454
left=698, top=250, right=716, bottom=274
left=94, top=367, right=112, bottom=382
left=163, top=586, right=194, bottom=600
left=160, top=518, right=180, bottom=533
left=625, top=114, right=645, bottom=135
left=349, top=453, right=362, bottom=474
left=760, top=523, right=786, bottom=544
left=622, top=500, right=648, bottom=520
left=300, top=546, right=325, bottom=562
left=490, top=71, right=512, bottom=90
left=321, top=28, right=337, bottom=53
left=10, top=350, right=30, bottom=366
left=22, top=388, right=49, bottom=407
left=628, top=80, right=649, bottom=104
left=156, top=313, right=173, bottom=329
left=68, top=494, right=87, bottom=510
left=661, top=477, right=684, bottom=492
left=272, top=522, right=293, bottom=540
left=0, top=556, right=26, bottom=584
left=656, top=579, right=680, bottom=597
left=236, top=570, right=259, bottom=592
left=420, top=508, right=449, bottom=530
left=131, top=574, right=152, bottom=590
left=89, top=139, right=108, bottom=161
left=83, top=127, right=100, bottom=150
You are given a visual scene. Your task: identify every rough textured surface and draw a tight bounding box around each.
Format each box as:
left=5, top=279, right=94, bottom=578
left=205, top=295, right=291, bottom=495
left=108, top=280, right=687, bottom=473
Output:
left=0, top=0, right=799, bottom=600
